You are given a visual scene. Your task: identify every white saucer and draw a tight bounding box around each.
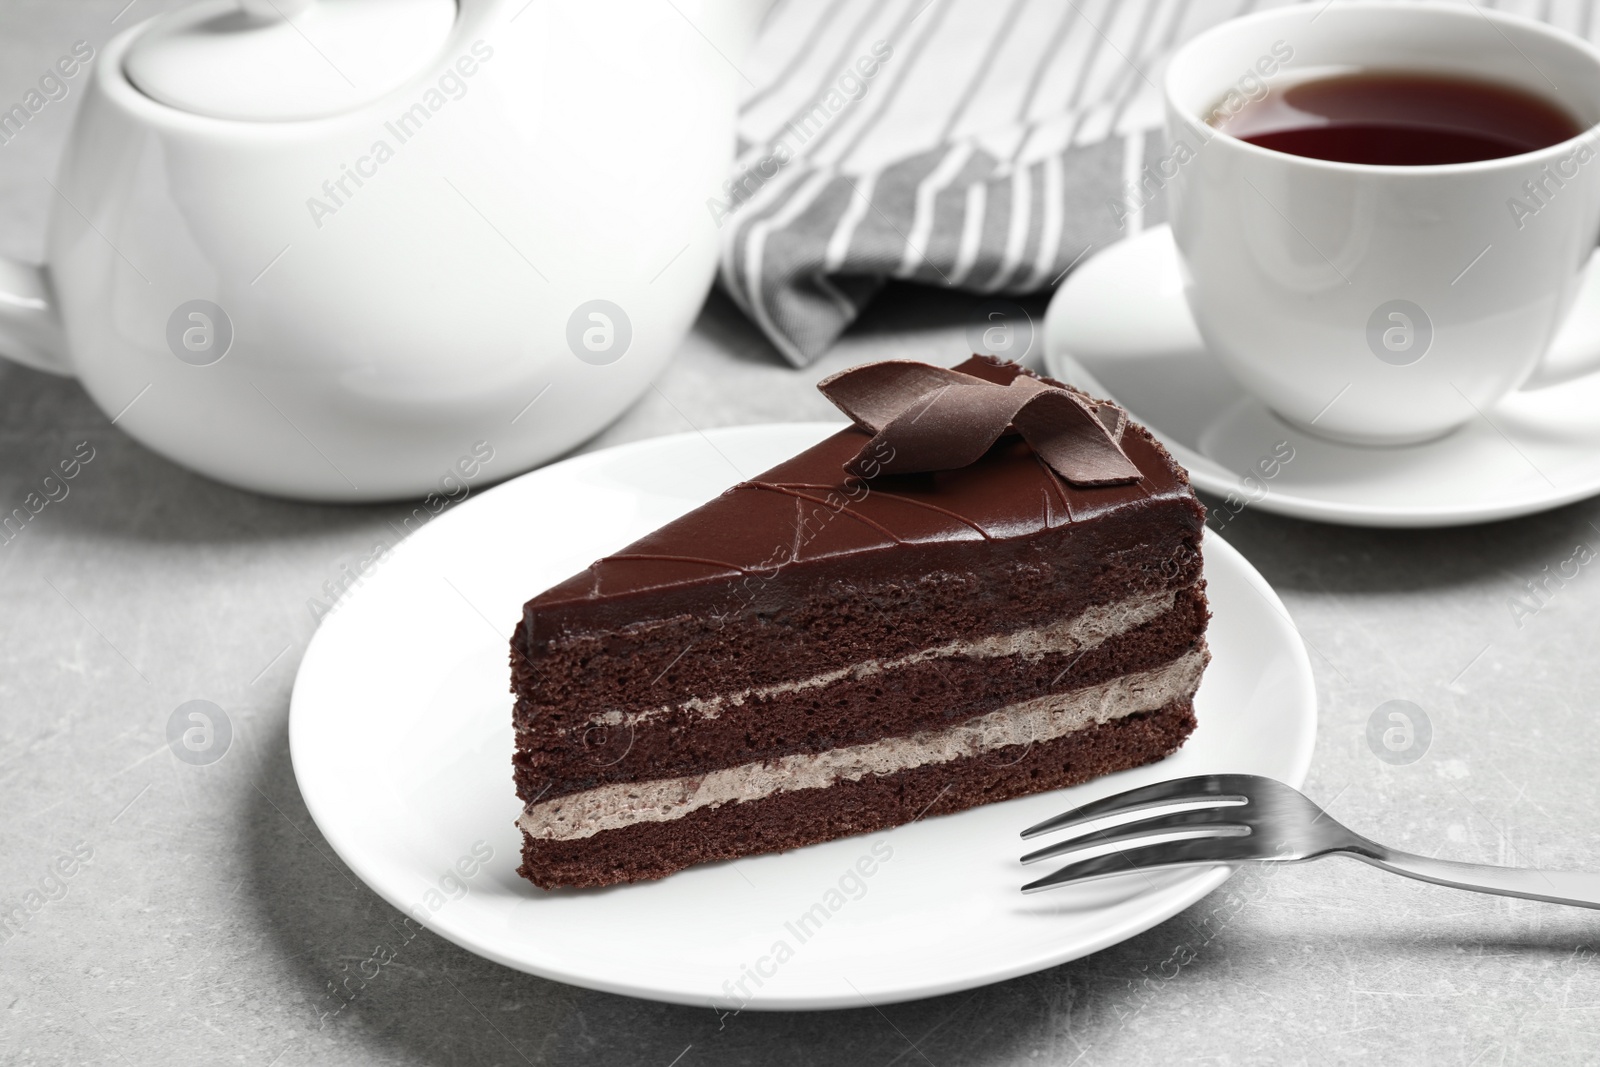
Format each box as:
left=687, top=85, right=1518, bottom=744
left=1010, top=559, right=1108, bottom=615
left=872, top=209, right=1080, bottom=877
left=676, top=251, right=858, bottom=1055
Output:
left=1044, top=225, right=1600, bottom=528
left=289, top=423, right=1316, bottom=1009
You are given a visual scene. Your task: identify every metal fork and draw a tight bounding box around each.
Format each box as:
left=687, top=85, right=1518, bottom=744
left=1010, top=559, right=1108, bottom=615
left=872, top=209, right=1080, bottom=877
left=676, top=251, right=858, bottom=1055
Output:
left=1019, top=774, right=1600, bottom=908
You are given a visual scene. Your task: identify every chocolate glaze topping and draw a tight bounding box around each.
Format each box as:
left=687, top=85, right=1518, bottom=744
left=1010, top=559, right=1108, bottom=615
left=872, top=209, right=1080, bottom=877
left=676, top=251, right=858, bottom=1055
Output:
left=520, top=357, right=1198, bottom=645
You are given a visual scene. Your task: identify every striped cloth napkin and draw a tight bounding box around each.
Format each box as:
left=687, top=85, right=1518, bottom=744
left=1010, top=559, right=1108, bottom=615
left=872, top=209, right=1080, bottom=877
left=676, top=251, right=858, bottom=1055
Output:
left=717, top=0, right=1600, bottom=366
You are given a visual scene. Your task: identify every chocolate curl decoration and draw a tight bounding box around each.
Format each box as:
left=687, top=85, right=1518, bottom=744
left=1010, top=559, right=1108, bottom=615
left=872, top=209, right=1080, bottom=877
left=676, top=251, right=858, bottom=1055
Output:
left=816, top=360, right=1142, bottom=486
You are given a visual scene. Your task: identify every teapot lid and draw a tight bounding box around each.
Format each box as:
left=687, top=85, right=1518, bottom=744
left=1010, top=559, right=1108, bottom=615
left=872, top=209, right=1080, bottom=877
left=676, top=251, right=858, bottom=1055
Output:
left=125, top=0, right=458, bottom=121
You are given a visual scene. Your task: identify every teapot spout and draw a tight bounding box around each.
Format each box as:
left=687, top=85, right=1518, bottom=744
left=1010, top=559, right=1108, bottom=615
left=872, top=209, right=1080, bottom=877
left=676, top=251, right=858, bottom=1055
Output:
left=0, top=259, right=68, bottom=376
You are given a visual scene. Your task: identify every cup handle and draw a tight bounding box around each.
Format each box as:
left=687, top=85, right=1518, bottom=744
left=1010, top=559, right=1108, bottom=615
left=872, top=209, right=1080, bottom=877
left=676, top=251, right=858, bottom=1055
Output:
left=1524, top=247, right=1600, bottom=391
left=0, top=258, right=70, bottom=376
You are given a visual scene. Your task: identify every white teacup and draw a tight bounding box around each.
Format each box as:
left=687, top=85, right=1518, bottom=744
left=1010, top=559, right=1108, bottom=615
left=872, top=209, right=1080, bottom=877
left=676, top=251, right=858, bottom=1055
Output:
left=1164, top=2, right=1600, bottom=446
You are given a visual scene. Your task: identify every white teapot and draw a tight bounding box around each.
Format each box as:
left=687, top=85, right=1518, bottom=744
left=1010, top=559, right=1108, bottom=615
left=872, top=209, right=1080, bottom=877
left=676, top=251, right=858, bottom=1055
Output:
left=0, top=0, right=758, bottom=500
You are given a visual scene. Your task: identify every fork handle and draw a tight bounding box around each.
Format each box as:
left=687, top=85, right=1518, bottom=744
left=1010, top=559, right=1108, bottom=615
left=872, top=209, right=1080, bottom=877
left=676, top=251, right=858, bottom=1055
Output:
left=1347, top=847, right=1600, bottom=910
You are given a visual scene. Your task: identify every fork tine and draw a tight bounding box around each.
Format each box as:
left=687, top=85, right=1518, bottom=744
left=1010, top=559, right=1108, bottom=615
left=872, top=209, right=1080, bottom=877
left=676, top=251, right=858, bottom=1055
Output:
left=1018, top=794, right=1249, bottom=847
left=1021, top=834, right=1265, bottom=893
left=1020, top=774, right=1253, bottom=840
left=1020, top=807, right=1250, bottom=865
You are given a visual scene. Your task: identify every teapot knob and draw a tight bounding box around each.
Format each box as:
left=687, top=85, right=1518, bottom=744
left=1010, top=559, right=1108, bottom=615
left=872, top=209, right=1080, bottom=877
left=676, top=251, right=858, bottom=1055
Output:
left=127, top=0, right=455, bottom=121
left=237, top=0, right=314, bottom=17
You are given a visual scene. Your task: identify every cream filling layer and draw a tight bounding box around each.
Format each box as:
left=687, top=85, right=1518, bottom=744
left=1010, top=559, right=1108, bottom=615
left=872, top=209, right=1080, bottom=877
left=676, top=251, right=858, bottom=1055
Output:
left=521, top=648, right=1206, bottom=842
left=589, top=588, right=1182, bottom=728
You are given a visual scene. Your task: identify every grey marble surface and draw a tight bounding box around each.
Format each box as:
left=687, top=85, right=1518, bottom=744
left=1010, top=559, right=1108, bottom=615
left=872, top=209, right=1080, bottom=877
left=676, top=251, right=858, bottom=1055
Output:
left=5, top=3, right=1600, bottom=1065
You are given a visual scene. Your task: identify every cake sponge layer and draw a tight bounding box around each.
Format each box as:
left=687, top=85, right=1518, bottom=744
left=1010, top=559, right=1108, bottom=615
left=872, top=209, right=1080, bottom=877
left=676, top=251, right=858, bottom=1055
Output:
left=513, top=584, right=1208, bottom=803
left=521, top=649, right=1204, bottom=842
left=513, top=500, right=1203, bottom=741
left=517, top=696, right=1199, bottom=889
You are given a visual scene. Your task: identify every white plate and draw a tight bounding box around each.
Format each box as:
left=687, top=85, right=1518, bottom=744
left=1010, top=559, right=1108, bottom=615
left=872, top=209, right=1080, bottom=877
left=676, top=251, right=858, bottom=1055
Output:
left=290, top=423, right=1316, bottom=1010
left=1044, top=225, right=1600, bottom=528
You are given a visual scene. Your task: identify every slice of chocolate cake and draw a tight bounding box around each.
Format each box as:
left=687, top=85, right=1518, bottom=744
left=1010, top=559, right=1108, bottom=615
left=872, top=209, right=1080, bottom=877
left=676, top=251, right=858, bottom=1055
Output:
left=510, top=356, right=1208, bottom=889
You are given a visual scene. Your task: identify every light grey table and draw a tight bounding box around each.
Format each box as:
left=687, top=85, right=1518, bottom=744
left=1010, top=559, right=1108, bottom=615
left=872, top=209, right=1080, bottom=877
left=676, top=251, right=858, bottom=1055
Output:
left=4, top=4, right=1600, bottom=1065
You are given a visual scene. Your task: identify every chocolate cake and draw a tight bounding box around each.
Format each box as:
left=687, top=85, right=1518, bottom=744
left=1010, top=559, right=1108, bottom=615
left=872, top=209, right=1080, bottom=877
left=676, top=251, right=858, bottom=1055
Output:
left=510, top=356, right=1208, bottom=889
